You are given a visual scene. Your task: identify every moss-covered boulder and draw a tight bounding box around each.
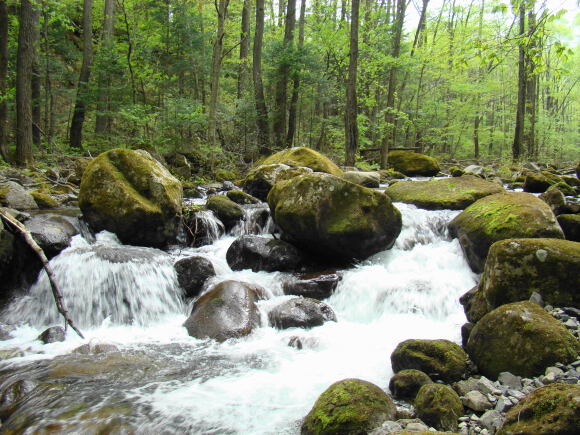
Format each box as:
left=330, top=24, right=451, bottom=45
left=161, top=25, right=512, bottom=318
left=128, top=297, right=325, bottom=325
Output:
left=226, top=189, right=260, bottom=205
left=385, top=176, right=504, bottom=210
left=466, top=302, right=579, bottom=379
left=450, top=166, right=466, bottom=177
left=390, top=339, right=469, bottom=383
left=448, top=192, right=564, bottom=272
left=388, top=369, right=433, bottom=401
left=262, top=147, right=343, bottom=176
left=548, top=181, right=575, bottom=196
left=0, top=181, right=38, bottom=210
left=387, top=151, right=440, bottom=177
left=341, top=171, right=381, bottom=188
left=479, top=238, right=580, bottom=311
left=415, top=383, right=463, bottom=431
left=301, top=378, right=396, bottom=435
left=242, top=163, right=313, bottom=201
left=268, top=173, right=402, bottom=263
left=79, top=148, right=182, bottom=247
left=206, top=195, right=244, bottom=230
left=459, top=286, right=491, bottom=323
left=523, top=173, right=552, bottom=193
left=183, top=280, right=263, bottom=342
left=30, top=191, right=59, bottom=208
left=498, top=383, right=580, bottom=435
left=557, top=214, right=580, bottom=242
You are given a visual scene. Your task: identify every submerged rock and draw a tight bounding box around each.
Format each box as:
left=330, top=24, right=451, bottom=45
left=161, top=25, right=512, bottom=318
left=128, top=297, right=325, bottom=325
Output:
left=387, top=151, right=440, bottom=177
left=388, top=369, right=433, bottom=401
left=268, top=173, right=402, bottom=263
left=226, top=235, right=304, bottom=272
left=385, top=175, right=504, bottom=210
left=79, top=148, right=182, bottom=247
left=38, top=326, right=66, bottom=344
left=449, top=192, right=564, bottom=272
left=261, top=146, right=343, bottom=175
left=301, top=378, right=396, bottom=435
left=183, top=280, right=263, bottom=342
left=283, top=272, right=340, bottom=300
left=466, top=302, right=578, bottom=379
left=415, top=383, right=463, bottom=431
left=174, top=256, right=216, bottom=298
left=268, top=298, right=336, bottom=329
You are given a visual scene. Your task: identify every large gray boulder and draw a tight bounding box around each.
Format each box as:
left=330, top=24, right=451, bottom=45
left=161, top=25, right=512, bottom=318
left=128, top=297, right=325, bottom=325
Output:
left=226, top=235, right=305, bottom=272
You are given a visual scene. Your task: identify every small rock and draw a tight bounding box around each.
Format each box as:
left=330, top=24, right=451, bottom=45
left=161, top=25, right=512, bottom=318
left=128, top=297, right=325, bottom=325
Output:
left=38, top=326, right=65, bottom=344
left=528, top=291, right=544, bottom=307
left=545, top=366, right=564, bottom=377
left=564, top=318, right=579, bottom=329
left=368, top=420, right=403, bottom=435
left=495, top=397, right=512, bottom=412
left=498, top=372, right=522, bottom=390
left=462, top=390, right=493, bottom=412
left=404, top=421, right=429, bottom=432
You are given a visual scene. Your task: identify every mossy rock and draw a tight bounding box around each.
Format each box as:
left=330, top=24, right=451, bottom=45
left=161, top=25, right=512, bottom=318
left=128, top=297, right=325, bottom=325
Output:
left=498, top=383, right=580, bottom=435
left=415, top=383, right=463, bottom=431
left=480, top=238, right=580, bottom=311
left=459, top=286, right=491, bottom=323
left=523, top=173, right=551, bottom=193
left=548, top=181, right=575, bottom=196
left=215, top=168, right=239, bottom=182
left=31, top=191, right=59, bottom=209
left=450, top=166, right=465, bottom=177
left=466, top=302, right=579, bottom=379
left=388, top=369, right=433, bottom=401
left=261, top=147, right=343, bottom=176
left=448, top=192, right=564, bottom=273
left=79, top=148, right=182, bottom=247
left=387, top=151, right=440, bottom=177
left=206, top=195, right=245, bottom=230
left=385, top=176, right=504, bottom=210
left=226, top=189, right=260, bottom=205
left=379, top=169, right=406, bottom=180
left=391, top=339, right=469, bottom=383
left=301, top=378, right=396, bottom=435
left=557, top=214, right=580, bottom=242
left=268, top=173, right=402, bottom=263
left=561, top=175, right=580, bottom=187
left=341, top=171, right=381, bottom=188
left=0, top=219, right=14, bottom=275
left=242, top=163, right=313, bottom=201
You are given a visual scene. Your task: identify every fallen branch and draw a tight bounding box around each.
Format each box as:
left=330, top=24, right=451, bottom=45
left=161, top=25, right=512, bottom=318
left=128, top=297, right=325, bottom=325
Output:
left=0, top=210, right=84, bottom=339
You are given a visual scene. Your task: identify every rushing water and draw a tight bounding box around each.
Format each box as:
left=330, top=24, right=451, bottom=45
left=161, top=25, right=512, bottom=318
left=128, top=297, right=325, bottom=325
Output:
left=0, top=202, right=477, bottom=434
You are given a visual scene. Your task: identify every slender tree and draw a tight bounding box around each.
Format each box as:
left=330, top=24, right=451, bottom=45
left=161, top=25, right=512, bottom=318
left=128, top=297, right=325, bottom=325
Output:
left=345, top=0, right=360, bottom=166
left=69, top=0, right=94, bottom=150
left=238, top=0, right=251, bottom=99
left=512, top=1, right=526, bottom=161
left=95, top=0, right=115, bottom=136
left=0, top=0, right=8, bottom=161
left=286, top=0, right=305, bottom=147
left=31, top=5, right=40, bottom=148
left=253, top=0, right=270, bottom=154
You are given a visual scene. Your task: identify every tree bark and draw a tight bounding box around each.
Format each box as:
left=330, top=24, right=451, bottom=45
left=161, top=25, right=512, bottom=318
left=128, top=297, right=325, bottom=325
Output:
left=95, top=0, right=115, bottom=136
left=0, top=0, right=9, bottom=161
left=286, top=0, right=305, bottom=147
left=69, top=0, right=94, bottom=150
left=512, top=2, right=526, bottom=161
left=524, top=5, right=537, bottom=158
left=272, top=0, right=296, bottom=148
left=345, top=0, right=360, bottom=166
left=253, top=0, right=270, bottom=154
left=237, top=0, right=251, bottom=99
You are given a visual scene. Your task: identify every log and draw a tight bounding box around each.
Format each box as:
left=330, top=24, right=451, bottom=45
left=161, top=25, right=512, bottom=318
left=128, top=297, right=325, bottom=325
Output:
left=0, top=210, right=84, bottom=339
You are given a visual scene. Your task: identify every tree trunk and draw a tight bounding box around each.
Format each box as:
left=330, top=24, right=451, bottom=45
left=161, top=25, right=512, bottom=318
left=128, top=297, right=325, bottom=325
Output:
left=286, top=0, right=305, bottom=147
left=95, top=0, right=115, bottom=136
left=253, top=0, right=270, bottom=154
left=0, top=0, right=9, bottom=161
left=345, top=0, right=360, bottom=166
left=31, top=6, right=40, bottom=148
left=42, top=0, right=54, bottom=147
left=473, top=114, right=481, bottom=159
left=16, top=0, right=38, bottom=166
left=69, top=0, right=94, bottom=150
left=524, top=5, right=537, bottom=158
left=272, top=0, right=296, bottom=148
left=237, top=0, right=251, bottom=99
left=512, top=3, right=526, bottom=161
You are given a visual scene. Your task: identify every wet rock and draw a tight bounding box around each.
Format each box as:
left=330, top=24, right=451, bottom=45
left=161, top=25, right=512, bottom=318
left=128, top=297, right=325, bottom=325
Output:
left=0, top=219, right=14, bottom=277
left=226, top=235, right=304, bottom=272
left=38, top=326, right=66, bottom=343
left=24, top=213, right=80, bottom=259
left=461, top=322, right=475, bottom=347
left=79, top=148, right=182, bottom=247
left=450, top=166, right=466, bottom=177
left=462, top=390, right=493, bottom=412
left=448, top=192, right=564, bottom=273
left=466, top=302, right=579, bottom=379
left=206, top=195, right=244, bottom=231
left=226, top=189, right=260, bottom=205
left=523, top=172, right=552, bottom=193
left=261, top=146, right=343, bottom=176
left=342, top=171, right=381, bottom=188
left=268, top=173, right=402, bottom=263
left=385, top=176, right=504, bottom=210
left=0, top=349, right=24, bottom=360
left=415, top=383, right=463, bottom=431
left=0, top=379, right=38, bottom=419
left=301, top=378, right=396, bottom=435
left=73, top=343, right=119, bottom=354
left=283, top=272, right=340, bottom=300
left=174, top=256, right=216, bottom=298
left=387, top=151, right=440, bottom=177
left=183, top=280, right=263, bottom=342
left=539, top=188, right=566, bottom=214
left=268, top=297, right=336, bottom=329
left=242, top=163, right=313, bottom=201
left=388, top=369, right=433, bottom=401
left=0, top=181, right=38, bottom=210
left=183, top=209, right=225, bottom=247
left=557, top=214, right=580, bottom=242
left=498, top=383, right=580, bottom=435
left=287, top=336, right=319, bottom=350
left=391, top=339, right=469, bottom=383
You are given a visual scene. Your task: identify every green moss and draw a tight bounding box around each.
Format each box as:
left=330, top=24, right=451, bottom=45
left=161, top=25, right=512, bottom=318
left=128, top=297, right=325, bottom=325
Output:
left=261, top=147, right=343, bottom=175
left=31, top=191, right=59, bottom=208
left=206, top=195, right=244, bottom=228
left=215, top=168, right=238, bottom=181
left=415, top=384, right=463, bottom=431
left=226, top=189, right=260, bottom=205
left=387, top=151, right=440, bottom=177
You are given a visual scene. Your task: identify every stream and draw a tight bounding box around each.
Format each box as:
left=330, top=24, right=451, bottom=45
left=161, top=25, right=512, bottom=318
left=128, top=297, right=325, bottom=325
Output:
left=0, top=199, right=477, bottom=434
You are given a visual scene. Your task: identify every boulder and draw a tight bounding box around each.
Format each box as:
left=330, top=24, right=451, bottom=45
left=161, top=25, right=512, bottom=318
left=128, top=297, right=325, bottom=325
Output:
left=30, top=191, right=60, bottom=208
left=460, top=286, right=490, bottom=323
left=79, top=148, right=182, bottom=247
left=448, top=192, right=564, bottom=272
left=301, top=378, right=396, bottom=435
left=539, top=188, right=566, bottom=215
left=24, top=213, right=80, bottom=259
left=268, top=173, right=402, bottom=263
left=415, top=383, right=463, bottom=431
left=549, top=181, right=575, bottom=196
left=391, top=339, right=469, bottom=383
left=385, top=176, right=504, bottom=210
left=557, top=214, right=580, bottom=242
left=283, top=272, right=340, bottom=300
left=226, top=235, right=305, bottom=272
left=206, top=195, right=244, bottom=231
left=464, top=165, right=484, bottom=177
left=388, top=369, right=433, bottom=401
left=387, top=151, right=440, bottom=177
left=183, top=280, right=263, bottom=342
left=0, top=181, right=38, bottom=210
left=38, top=326, right=66, bottom=344
left=498, top=383, right=580, bottom=435
left=449, top=166, right=465, bottom=177
left=342, top=171, right=381, bottom=188
left=226, top=189, right=260, bottom=205
left=466, top=302, right=578, bottom=379
left=479, top=238, right=580, bottom=311
left=183, top=208, right=225, bottom=247
left=268, top=297, right=336, bottom=329
left=261, top=147, right=342, bottom=176
left=174, top=256, right=216, bottom=298
left=523, top=173, right=551, bottom=193
left=242, top=163, right=313, bottom=201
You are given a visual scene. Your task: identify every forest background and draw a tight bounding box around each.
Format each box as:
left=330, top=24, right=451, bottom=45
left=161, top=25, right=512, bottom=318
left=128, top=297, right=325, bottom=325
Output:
left=0, top=0, right=578, bottom=176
